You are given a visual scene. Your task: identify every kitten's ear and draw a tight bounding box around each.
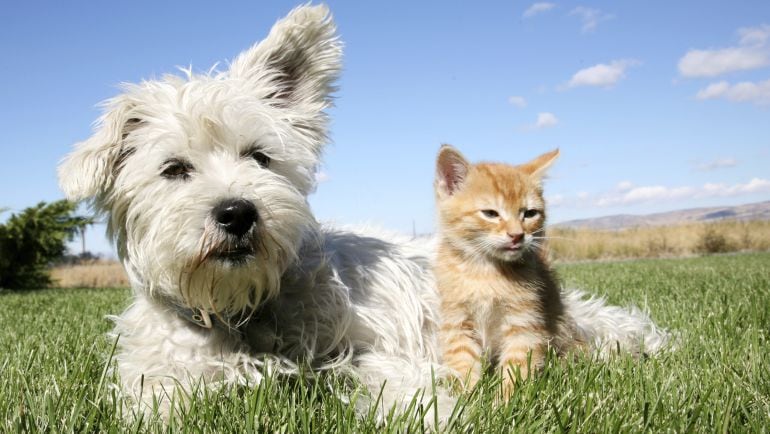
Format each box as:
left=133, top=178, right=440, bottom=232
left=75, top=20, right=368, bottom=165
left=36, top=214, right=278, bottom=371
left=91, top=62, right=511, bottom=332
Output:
left=435, top=144, right=470, bottom=198
left=521, top=149, right=560, bottom=178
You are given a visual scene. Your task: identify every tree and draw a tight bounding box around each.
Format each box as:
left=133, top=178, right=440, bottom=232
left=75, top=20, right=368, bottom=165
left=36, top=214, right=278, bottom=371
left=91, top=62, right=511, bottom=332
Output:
left=71, top=215, right=96, bottom=256
left=0, top=200, right=86, bottom=289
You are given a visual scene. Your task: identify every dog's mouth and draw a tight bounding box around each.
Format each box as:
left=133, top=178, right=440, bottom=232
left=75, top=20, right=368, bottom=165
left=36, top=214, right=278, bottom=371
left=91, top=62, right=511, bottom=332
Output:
left=196, top=222, right=263, bottom=268
left=212, top=245, right=256, bottom=265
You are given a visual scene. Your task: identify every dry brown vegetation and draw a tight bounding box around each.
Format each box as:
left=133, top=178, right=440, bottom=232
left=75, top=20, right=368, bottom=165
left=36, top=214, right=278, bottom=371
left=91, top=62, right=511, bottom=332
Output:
left=548, top=220, right=770, bottom=262
left=47, top=220, right=770, bottom=288
left=50, top=260, right=129, bottom=289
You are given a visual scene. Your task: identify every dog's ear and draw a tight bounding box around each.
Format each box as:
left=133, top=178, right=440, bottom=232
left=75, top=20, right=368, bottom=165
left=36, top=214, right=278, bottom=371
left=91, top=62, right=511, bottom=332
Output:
left=58, top=95, right=140, bottom=202
left=228, top=4, right=341, bottom=111
left=435, top=144, right=471, bottom=199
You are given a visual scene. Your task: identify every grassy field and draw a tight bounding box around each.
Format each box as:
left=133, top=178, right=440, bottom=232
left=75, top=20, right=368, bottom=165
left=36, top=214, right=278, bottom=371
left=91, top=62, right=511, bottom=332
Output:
left=549, top=220, right=770, bottom=262
left=49, top=260, right=128, bottom=289
left=2, top=253, right=768, bottom=432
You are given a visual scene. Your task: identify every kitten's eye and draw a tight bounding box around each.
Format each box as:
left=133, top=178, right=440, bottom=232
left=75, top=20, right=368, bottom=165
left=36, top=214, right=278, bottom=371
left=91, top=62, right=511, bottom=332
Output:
left=245, top=148, right=271, bottom=168
left=523, top=209, right=541, bottom=219
left=481, top=209, right=500, bottom=218
left=161, top=159, right=193, bottom=180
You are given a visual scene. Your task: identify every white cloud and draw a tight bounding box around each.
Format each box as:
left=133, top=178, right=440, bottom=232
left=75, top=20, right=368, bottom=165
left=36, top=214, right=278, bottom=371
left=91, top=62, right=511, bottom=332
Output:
left=678, top=47, right=769, bottom=78
left=738, top=24, right=770, bottom=46
left=678, top=24, right=770, bottom=78
left=695, top=81, right=730, bottom=98
left=702, top=178, right=770, bottom=196
left=567, top=59, right=639, bottom=88
left=315, top=170, right=330, bottom=183
left=616, top=181, right=634, bottom=191
left=569, top=7, right=613, bottom=33
left=508, top=95, right=528, bottom=108
left=547, top=193, right=565, bottom=206
left=695, top=78, right=770, bottom=105
left=593, top=178, right=770, bottom=207
left=533, top=112, right=559, bottom=129
left=523, top=2, right=556, bottom=19
left=696, top=158, right=739, bottom=171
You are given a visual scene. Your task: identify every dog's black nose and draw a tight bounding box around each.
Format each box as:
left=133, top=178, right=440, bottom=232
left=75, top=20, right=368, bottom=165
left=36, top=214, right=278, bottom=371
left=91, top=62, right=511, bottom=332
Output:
left=213, top=199, right=258, bottom=237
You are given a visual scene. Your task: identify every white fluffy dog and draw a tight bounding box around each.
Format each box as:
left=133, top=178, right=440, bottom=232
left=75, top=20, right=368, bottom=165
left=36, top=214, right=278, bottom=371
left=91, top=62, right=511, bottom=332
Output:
left=58, top=4, right=668, bottom=421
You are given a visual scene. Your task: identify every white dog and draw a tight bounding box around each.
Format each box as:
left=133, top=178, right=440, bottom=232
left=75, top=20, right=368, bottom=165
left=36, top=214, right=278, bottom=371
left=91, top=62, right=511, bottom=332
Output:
left=58, top=4, right=668, bottom=422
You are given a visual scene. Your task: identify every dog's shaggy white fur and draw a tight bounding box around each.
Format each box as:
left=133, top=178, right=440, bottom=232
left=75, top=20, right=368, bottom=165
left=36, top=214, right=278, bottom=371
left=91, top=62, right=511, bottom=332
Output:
left=58, top=4, right=668, bottom=421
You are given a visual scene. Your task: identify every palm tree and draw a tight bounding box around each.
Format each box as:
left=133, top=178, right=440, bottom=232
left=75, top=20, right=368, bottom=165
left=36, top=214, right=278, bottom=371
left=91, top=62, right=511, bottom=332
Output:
left=72, top=215, right=96, bottom=257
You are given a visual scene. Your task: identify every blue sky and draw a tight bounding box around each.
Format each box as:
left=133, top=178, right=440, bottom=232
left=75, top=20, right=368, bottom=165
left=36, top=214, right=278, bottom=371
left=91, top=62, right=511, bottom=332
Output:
left=1, top=1, right=769, bottom=257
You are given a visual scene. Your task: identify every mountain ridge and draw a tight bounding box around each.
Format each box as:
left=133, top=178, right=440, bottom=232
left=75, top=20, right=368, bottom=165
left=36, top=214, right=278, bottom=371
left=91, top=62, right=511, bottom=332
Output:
left=553, top=200, right=770, bottom=230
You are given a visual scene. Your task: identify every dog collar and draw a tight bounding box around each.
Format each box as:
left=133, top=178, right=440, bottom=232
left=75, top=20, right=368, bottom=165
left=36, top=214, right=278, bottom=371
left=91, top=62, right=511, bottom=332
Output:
left=156, top=295, right=251, bottom=338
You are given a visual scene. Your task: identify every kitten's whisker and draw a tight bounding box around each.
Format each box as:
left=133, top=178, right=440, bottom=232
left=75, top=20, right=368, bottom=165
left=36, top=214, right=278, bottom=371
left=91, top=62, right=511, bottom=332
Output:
left=531, top=236, right=576, bottom=242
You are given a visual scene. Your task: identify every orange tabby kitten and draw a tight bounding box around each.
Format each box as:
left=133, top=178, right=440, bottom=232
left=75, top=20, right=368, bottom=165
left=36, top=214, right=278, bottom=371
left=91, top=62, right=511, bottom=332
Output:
left=434, top=144, right=580, bottom=396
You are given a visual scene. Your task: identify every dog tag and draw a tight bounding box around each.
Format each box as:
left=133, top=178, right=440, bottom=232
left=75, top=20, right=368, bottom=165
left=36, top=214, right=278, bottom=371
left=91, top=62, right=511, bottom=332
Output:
left=191, top=310, right=213, bottom=329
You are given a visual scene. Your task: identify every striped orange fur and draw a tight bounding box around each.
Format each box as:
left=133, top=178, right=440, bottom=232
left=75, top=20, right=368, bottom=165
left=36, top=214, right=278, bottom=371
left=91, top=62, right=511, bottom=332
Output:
left=434, top=145, right=582, bottom=398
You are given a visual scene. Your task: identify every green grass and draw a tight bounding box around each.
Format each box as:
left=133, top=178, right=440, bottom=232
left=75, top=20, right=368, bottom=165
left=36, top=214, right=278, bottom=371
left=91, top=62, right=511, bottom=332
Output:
left=1, top=253, right=768, bottom=432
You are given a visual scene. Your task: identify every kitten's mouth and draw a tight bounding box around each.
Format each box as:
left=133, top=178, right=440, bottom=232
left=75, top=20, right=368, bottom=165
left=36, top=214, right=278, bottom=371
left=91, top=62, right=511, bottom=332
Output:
left=503, top=243, right=524, bottom=252
left=499, top=243, right=527, bottom=260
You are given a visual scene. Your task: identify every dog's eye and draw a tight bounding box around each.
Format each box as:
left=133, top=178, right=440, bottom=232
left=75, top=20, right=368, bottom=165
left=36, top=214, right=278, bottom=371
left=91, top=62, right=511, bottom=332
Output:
left=245, top=148, right=271, bottom=168
left=480, top=209, right=499, bottom=218
left=161, top=159, right=193, bottom=180
left=523, top=209, right=541, bottom=219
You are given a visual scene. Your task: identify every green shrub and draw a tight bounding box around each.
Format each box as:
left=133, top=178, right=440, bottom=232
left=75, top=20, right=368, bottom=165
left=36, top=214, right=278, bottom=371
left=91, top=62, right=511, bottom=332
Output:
left=695, top=225, right=731, bottom=254
left=0, top=200, right=88, bottom=289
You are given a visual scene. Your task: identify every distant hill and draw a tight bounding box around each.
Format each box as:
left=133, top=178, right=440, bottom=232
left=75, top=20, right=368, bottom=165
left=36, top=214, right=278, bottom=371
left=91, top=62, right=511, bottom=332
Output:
left=553, top=200, right=770, bottom=230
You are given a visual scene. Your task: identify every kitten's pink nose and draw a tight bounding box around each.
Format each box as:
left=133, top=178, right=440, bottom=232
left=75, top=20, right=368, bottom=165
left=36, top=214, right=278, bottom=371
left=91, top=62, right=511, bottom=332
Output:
left=508, top=232, right=525, bottom=245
